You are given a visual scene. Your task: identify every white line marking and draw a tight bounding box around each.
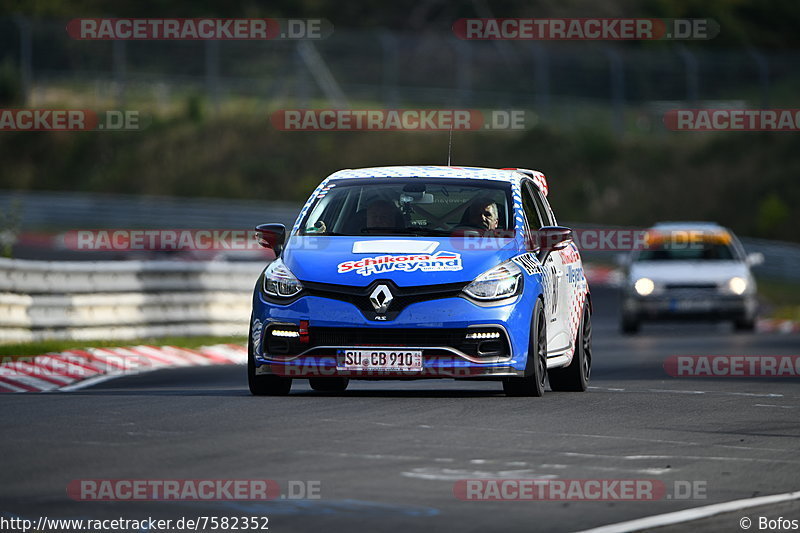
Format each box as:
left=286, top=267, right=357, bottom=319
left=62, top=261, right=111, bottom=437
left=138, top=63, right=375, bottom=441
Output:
left=573, top=490, right=800, bottom=533
left=401, top=467, right=556, bottom=481
left=59, top=373, right=128, bottom=392
left=754, top=404, right=796, bottom=409
left=589, top=386, right=784, bottom=398
left=648, top=389, right=705, bottom=395
left=562, top=452, right=800, bottom=465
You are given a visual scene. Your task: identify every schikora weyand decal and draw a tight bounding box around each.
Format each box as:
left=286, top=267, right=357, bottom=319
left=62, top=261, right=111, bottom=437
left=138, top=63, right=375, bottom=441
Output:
left=337, top=251, right=463, bottom=277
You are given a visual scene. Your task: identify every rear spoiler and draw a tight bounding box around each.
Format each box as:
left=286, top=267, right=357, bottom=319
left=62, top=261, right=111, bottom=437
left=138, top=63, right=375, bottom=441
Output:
left=502, top=168, right=549, bottom=196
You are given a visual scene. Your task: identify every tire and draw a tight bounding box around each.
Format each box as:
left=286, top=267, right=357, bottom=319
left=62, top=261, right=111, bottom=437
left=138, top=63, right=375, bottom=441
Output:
left=309, top=377, right=350, bottom=392
left=503, top=299, right=547, bottom=397
left=621, top=314, right=640, bottom=335
left=549, top=301, right=592, bottom=392
left=734, top=316, right=756, bottom=332
left=248, top=321, right=292, bottom=396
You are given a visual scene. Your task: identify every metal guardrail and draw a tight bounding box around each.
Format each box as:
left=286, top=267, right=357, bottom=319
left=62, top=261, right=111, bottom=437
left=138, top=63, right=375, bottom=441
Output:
left=0, top=190, right=301, bottom=230
left=739, top=237, right=800, bottom=282
left=0, top=257, right=265, bottom=343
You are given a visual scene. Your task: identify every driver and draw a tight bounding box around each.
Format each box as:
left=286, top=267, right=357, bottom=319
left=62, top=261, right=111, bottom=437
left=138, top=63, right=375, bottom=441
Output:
left=462, top=196, right=499, bottom=230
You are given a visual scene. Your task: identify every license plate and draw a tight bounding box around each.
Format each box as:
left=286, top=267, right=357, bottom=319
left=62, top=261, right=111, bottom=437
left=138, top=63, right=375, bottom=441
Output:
left=670, top=299, right=714, bottom=312
left=336, top=349, right=423, bottom=372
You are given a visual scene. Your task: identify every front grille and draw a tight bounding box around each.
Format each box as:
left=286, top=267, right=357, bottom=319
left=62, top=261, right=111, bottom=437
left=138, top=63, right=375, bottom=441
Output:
left=311, top=327, right=467, bottom=347
left=664, top=283, right=718, bottom=290
left=302, top=279, right=467, bottom=320
left=307, top=326, right=510, bottom=359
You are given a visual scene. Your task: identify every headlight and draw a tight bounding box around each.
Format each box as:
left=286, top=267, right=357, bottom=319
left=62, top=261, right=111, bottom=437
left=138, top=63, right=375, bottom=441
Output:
left=464, top=261, right=522, bottom=300
left=634, top=277, right=655, bottom=296
left=728, top=276, right=747, bottom=295
left=262, top=258, right=303, bottom=298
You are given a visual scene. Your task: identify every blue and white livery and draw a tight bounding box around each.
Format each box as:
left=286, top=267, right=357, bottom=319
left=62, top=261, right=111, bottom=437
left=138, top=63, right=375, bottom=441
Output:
left=249, top=166, right=592, bottom=396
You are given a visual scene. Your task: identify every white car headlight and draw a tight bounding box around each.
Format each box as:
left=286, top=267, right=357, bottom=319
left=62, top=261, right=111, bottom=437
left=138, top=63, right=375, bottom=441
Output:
left=634, top=277, right=655, bottom=296
left=728, top=276, right=747, bottom=295
left=464, top=261, right=522, bottom=300
left=262, top=258, right=303, bottom=298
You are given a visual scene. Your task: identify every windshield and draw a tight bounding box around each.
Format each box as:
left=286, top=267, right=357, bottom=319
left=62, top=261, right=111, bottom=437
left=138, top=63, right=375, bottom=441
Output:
left=298, top=178, right=513, bottom=237
left=635, top=234, right=737, bottom=262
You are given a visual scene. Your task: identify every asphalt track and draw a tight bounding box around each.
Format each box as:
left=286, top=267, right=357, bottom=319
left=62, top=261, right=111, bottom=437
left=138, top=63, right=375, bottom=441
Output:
left=1, top=287, right=798, bottom=532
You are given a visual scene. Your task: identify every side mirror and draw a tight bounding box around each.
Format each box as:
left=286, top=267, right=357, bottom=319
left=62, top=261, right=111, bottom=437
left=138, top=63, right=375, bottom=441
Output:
left=255, top=223, right=286, bottom=255
left=746, top=252, right=764, bottom=267
left=614, top=253, right=630, bottom=268
left=532, top=226, right=573, bottom=262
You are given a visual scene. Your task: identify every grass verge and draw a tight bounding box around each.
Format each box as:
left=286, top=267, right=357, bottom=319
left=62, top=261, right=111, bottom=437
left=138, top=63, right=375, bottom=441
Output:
left=0, top=336, right=247, bottom=359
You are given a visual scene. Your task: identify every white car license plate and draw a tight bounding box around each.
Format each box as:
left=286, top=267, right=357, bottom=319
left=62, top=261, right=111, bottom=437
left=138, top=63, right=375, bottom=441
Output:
left=337, top=349, right=423, bottom=372
left=670, top=299, right=714, bottom=312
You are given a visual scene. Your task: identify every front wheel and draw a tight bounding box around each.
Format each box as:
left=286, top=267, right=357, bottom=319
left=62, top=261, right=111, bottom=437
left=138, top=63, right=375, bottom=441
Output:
left=734, top=315, right=756, bottom=332
left=621, top=314, right=640, bottom=335
left=549, top=300, right=592, bottom=392
left=248, top=324, right=292, bottom=396
left=503, top=299, right=547, bottom=397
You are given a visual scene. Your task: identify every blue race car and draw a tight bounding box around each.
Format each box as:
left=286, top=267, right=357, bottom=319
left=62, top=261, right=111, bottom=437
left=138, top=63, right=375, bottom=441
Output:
left=249, top=166, right=591, bottom=397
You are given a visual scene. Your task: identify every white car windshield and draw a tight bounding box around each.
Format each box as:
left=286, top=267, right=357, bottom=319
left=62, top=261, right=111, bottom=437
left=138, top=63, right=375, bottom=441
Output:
left=636, top=240, right=737, bottom=261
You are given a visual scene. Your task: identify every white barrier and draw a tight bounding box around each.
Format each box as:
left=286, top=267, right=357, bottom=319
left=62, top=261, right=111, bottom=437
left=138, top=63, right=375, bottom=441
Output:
left=0, top=258, right=265, bottom=344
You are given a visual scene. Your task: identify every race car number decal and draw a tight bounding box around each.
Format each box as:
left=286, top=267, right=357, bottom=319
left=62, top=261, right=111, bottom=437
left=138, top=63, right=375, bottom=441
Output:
left=337, top=251, right=463, bottom=277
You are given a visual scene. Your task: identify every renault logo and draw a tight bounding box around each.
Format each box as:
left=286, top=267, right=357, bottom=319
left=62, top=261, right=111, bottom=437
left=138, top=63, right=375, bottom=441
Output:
left=369, top=284, right=394, bottom=314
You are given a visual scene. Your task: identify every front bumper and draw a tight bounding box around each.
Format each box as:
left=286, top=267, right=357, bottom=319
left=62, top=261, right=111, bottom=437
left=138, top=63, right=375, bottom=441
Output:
left=252, top=292, right=533, bottom=379
left=623, top=290, right=756, bottom=321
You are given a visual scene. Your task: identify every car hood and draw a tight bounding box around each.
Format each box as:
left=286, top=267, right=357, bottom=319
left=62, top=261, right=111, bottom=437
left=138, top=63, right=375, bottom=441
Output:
left=629, top=261, right=750, bottom=284
left=283, top=236, right=520, bottom=287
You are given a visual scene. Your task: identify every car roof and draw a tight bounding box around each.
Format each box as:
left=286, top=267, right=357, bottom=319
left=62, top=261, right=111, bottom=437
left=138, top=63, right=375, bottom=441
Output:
left=326, top=165, right=549, bottom=195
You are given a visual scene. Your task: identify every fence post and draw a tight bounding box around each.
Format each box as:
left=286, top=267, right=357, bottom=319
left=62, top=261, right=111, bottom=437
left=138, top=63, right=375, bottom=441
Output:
left=605, top=46, right=625, bottom=136
left=747, top=47, right=770, bottom=109
left=379, top=31, right=399, bottom=108
left=294, top=42, right=310, bottom=107
left=205, top=39, right=220, bottom=115
left=529, top=43, right=550, bottom=120
left=13, top=15, right=32, bottom=105
left=676, top=45, right=699, bottom=104
left=112, top=39, right=126, bottom=107
left=453, top=40, right=472, bottom=107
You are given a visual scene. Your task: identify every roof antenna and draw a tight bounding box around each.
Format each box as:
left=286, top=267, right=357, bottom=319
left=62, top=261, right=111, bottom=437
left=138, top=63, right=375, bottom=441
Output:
left=447, top=128, right=453, bottom=166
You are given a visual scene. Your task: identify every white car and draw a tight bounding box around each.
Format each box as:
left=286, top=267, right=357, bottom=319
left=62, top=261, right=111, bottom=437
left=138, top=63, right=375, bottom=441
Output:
left=620, top=222, right=762, bottom=334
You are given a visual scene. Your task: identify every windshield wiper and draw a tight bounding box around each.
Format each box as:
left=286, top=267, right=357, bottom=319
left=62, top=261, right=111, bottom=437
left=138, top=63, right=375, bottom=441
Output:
left=404, top=228, right=452, bottom=236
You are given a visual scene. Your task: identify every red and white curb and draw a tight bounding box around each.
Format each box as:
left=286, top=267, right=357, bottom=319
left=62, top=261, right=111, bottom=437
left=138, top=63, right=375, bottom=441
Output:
left=0, top=344, right=247, bottom=393
left=757, top=318, right=800, bottom=334
left=583, top=265, right=623, bottom=288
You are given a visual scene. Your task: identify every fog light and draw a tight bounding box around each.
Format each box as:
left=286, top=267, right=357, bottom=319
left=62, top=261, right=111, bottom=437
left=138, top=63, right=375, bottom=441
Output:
left=271, top=329, right=300, bottom=338
left=465, top=331, right=502, bottom=340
